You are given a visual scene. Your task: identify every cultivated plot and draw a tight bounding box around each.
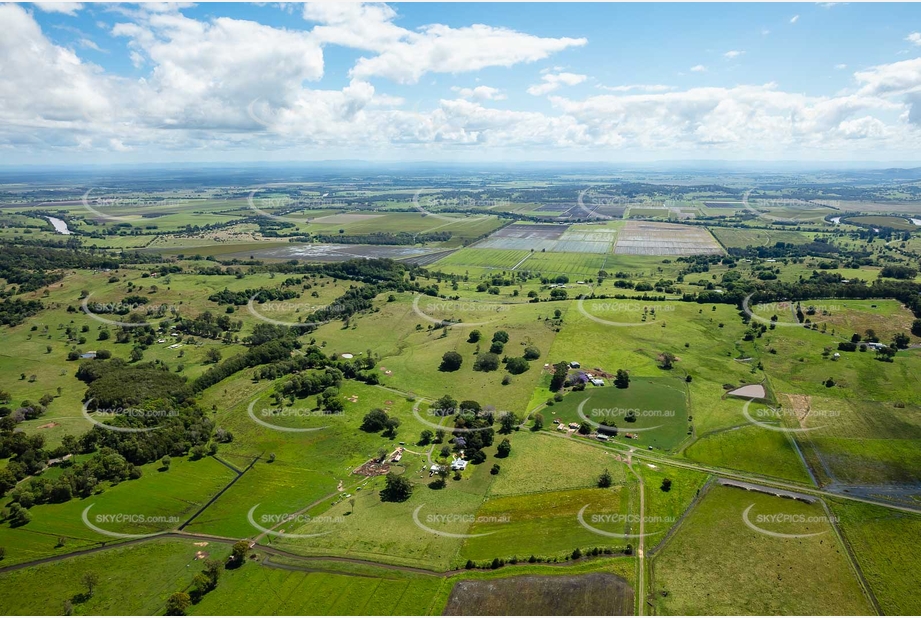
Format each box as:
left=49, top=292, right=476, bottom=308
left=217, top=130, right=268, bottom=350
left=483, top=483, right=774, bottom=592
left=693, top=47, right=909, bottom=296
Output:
left=613, top=221, right=722, bottom=256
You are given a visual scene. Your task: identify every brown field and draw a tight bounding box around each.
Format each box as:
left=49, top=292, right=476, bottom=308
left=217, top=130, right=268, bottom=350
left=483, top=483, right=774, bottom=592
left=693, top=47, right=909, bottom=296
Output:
left=443, top=573, right=634, bottom=616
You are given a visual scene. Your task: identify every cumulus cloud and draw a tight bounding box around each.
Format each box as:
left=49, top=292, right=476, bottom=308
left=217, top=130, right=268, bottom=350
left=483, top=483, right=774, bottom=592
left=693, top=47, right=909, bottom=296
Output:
left=451, top=86, right=506, bottom=101
left=597, top=84, right=674, bottom=93
left=723, top=50, right=745, bottom=59
left=527, top=72, right=587, bottom=96
left=3, top=2, right=921, bottom=157
left=690, top=64, right=707, bottom=72
left=33, top=2, right=83, bottom=15
left=304, top=2, right=585, bottom=85
left=907, top=32, right=921, bottom=46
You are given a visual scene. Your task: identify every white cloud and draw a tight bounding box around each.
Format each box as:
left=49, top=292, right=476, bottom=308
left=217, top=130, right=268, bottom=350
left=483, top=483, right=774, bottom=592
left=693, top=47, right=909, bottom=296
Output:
left=907, top=33, right=921, bottom=46
left=4, top=2, right=921, bottom=157
left=304, top=3, right=586, bottom=85
left=597, top=84, right=674, bottom=93
left=33, top=2, right=83, bottom=15
left=690, top=64, right=707, bottom=72
left=527, top=72, right=587, bottom=96
left=854, top=57, right=921, bottom=97
left=762, top=29, right=771, bottom=36
left=835, top=64, right=847, bottom=70
left=790, top=15, right=800, bottom=24
left=451, top=86, right=506, bottom=101
left=77, top=38, right=105, bottom=52
left=723, top=50, right=745, bottom=59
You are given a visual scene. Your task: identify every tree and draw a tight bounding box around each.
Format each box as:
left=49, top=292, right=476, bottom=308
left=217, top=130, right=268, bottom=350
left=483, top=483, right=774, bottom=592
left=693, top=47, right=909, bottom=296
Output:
left=129, top=347, right=143, bottom=362
left=532, top=412, right=544, bottom=431
left=549, top=361, right=569, bottom=391
left=382, top=416, right=401, bottom=438
left=439, top=350, right=463, bottom=372
left=490, top=464, right=501, bottom=475
left=161, top=455, right=171, bottom=470
left=496, top=438, right=511, bottom=458
left=166, top=592, right=191, bottom=616
left=361, top=408, right=389, bottom=432
left=205, top=348, right=222, bottom=364
left=430, top=394, right=457, bottom=417
left=231, top=540, right=249, bottom=564
left=419, top=430, right=434, bottom=445
left=614, top=369, right=630, bottom=389
left=912, top=319, right=921, bottom=337
left=473, top=352, right=500, bottom=372
left=523, top=345, right=541, bottom=360
left=658, top=352, right=676, bottom=370
left=598, top=469, right=613, bottom=488
left=458, top=400, right=481, bottom=415
left=892, top=332, right=910, bottom=349
left=660, top=478, right=672, bottom=492
left=381, top=472, right=413, bottom=502
left=492, top=330, right=509, bottom=344
left=504, top=357, right=530, bottom=375
left=499, top=412, right=519, bottom=434
left=467, top=330, right=482, bottom=343
left=81, top=571, right=100, bottom=598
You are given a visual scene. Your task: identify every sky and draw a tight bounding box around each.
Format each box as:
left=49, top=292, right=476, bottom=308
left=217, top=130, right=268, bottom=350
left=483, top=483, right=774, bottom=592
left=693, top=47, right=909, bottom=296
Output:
left=2, top=1, right=921, bottom=165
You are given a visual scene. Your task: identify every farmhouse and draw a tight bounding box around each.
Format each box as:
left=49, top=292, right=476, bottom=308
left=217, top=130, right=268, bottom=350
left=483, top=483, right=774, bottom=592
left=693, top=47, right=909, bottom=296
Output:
left=590, top=378, right=605, bottom=386
left=450, top=457, right=468, bottom=471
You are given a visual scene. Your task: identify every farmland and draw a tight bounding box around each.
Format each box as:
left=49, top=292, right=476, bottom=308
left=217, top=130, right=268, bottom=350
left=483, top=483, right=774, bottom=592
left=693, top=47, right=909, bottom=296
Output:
left=2, top=167, right=921, bottom=616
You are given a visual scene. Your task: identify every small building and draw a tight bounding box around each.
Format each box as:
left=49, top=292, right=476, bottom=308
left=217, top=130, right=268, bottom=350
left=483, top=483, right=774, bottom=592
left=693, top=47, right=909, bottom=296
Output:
left=569, top=361, right=581, bottom=368
left=79, top=351, right=97, bottom=360
left=450, top=457, right=468, bottom=471
left=595, top=434, right=609, bottom=441
left=590, top=378, right=605, bottom=387
left=866, top=342, right=885, bottom=350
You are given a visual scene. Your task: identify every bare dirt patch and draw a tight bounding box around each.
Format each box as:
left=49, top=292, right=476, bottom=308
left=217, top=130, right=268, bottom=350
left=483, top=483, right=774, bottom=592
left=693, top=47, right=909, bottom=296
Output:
left=443, top=573, right=634, bottom=616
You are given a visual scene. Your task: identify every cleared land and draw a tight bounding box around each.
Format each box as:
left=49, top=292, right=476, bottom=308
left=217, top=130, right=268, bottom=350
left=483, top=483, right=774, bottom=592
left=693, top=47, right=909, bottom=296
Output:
left=444, top=573, right=634, bottom=616
left=650, top=485, right=874, bottom=615
left=613, top=221, right=722, bottom=256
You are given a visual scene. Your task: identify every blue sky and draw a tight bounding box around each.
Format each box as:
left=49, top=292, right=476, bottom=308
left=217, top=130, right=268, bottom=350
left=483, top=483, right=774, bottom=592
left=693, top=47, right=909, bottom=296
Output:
left=3, top=2, right=921, bottom=164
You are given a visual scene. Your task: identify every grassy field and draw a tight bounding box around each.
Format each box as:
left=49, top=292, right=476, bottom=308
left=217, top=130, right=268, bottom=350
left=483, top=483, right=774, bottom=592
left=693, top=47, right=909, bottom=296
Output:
left=549, top=378, right=690, bottom=451
left=829, top=499, right=921, bottom=615
left=650, top=485, right=874, bottom=615
left=709, top=227, right=812, bottom=248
